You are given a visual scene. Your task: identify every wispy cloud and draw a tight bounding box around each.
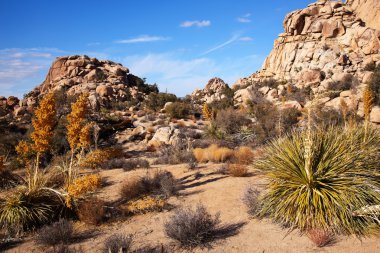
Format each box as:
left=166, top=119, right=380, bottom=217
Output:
left=237, top=13, right=251, bottom=23
left=201, top=34, right=240, bottom=56
left=180, top=20, right=211, bottom=28
left=121, top=52, right=264, bottom=96
left=115, top=35, right=170, bottom=44
left=122, top=53, right=216, bottom=95
left=239, top=37, right=254, bottom=41
left=0, top=48, right=62, bottom=97
left=87, top=42, right=101, bottom=46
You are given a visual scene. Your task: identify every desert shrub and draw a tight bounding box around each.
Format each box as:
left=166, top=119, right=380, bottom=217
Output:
left=285, top=86, right=312, bottom=104
left=122, top=158, right=150, bottom=171
left=187, top=161, right=198, bottom=170
left=255, top=125, right=380, bottom=235
left=242, top=187, right=261, bottom=216
left=307, top=229, right=335, bottom=247
left=144, top=92, right=178, bottom=112
left=66, top=174, right=102, bottom=208
left=256, top=78, right=279, bottom=89
left=120, top=178, right=142, bottom=202
left=0, top=188, right=65, bottom=233
left=233, top=146, right=254, bottom=165
left=328, top=74, right=356, bottom=91
left=214, top=108, right=251, bottom=135
left=77, top=198, right=104, bottom=225
left=140, top=171, right=177, bottom=198
left=154, top=145, right=195, bottom=165
left=227, top=164, right=248, bottom=177
left=120, top=171, right=177, bottom=201
left=79, top=148, right=121, bottom=169
left=311, top=106, right=345, bottom=127
left=364, top=62, right=376, bottom=71
left=126, top=196, right=166, bottom=214
left=164, top=204, right=221, bottom=249
left=165, top=102, right=191, bottom=119
left=280, top=107, right=301, bottom=133
left=193, top=144, right=234, bottom=163
left=247, top=99, right=279, bottom=142
left=103, top=234, right=133, bottom=253
left=0, top=158, right=21, bottom=189
left=368, top=65, right=380, bottom=105
left=35, top=219, right=73, bottom=246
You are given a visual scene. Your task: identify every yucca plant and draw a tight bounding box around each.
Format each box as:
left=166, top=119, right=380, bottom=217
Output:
left=255, top=125, right=380, bottom=236
left=0, top=187, right=65, bottom=234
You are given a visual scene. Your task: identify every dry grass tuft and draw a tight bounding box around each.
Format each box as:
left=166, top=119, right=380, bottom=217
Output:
left=233, top=146, right=255, bottom=164
left=77, top=198, right=105, bottom=225
left=307, top=229, right=335, bottom=247
left=120, top=178, right=142, bottom=202
left=193, top=144, right=234, bottom=163
left=228, top=164, right=248, bottom=177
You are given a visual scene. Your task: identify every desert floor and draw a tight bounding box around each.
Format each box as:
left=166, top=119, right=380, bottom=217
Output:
left=5, top=163, right=379, bottom=253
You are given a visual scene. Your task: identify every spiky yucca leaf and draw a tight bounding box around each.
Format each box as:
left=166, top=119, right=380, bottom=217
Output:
left=255, top=125, right=380, bottom=236
left=0, top=188, right=64, bottom=233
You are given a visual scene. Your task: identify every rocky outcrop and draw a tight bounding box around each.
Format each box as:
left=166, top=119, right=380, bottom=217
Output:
left=191, top=77, right=230, bottom=103
left=347, top=0, right=380, bottom=30
left=232, top=0, right=380, bottom=123
left=235, top=0, right=380, bottom=88
left=25, top=55, right=156, bottom=111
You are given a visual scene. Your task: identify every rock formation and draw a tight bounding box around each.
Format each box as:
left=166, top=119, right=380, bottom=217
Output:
left=347, top=0, right=380, bottom=30
left=191, top=77, right=230, bottom=103
left=233, top=0, right=380, bottom=122
left=24, top=55, right=156, bottom=111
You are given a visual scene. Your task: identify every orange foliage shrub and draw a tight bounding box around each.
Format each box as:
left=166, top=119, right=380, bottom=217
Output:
left=126, top=196, right=165, bottom=214
left=31, top=92, right=56, bottom=154
left=228, top=164, right=248, bottom=177
left=234, top=146, right=255, bottom=165
left=79, top=148, right=121, bottom=169
left=67, top=94, right=89, bottom=151
left=66, top=174, right=102, bottom=207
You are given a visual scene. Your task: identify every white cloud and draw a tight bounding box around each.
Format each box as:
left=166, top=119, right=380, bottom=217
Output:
left=115, top=35, right=169, bottom=44
left=237, top=13, right=251, bottom=23
left=0, top=48, right=61, bottom=97
left=201, top=34, right=240, bottom=56
left=239, top=37, right=254, bottom=41
left=180, top=20, right=211, bottom=28
left=87, top=42, right=101, bottom=46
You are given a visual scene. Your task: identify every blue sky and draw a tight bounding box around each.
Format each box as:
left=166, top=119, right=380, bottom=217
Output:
left=0, top=0, right=315, bottom=97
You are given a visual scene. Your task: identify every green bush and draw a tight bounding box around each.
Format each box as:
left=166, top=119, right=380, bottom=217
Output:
left=214, top=108, right=251, bottom=135
left=255, top=125, right=380, bottom=235
left=144, top=92, right=178, bottom=111
left=165, top=102, right=191, bottom=119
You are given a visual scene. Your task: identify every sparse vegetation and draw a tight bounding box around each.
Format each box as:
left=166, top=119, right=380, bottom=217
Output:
left=165, top=101, right=191, bottom=119
left=77, top=198, right=105, bottom=225
left=35, top=219, right=73, bottom=247
left=164, top=204, right=222, bottom=248
left=103, top=234, right=133, bottom=253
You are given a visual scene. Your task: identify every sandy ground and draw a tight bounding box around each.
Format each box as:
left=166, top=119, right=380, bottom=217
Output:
left=4, top=163, right=379, bottom=253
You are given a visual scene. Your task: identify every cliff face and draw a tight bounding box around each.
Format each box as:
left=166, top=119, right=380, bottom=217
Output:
left=235, top=0, right=379, bottom=91
left=347, top=0, right=380, bottom=30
